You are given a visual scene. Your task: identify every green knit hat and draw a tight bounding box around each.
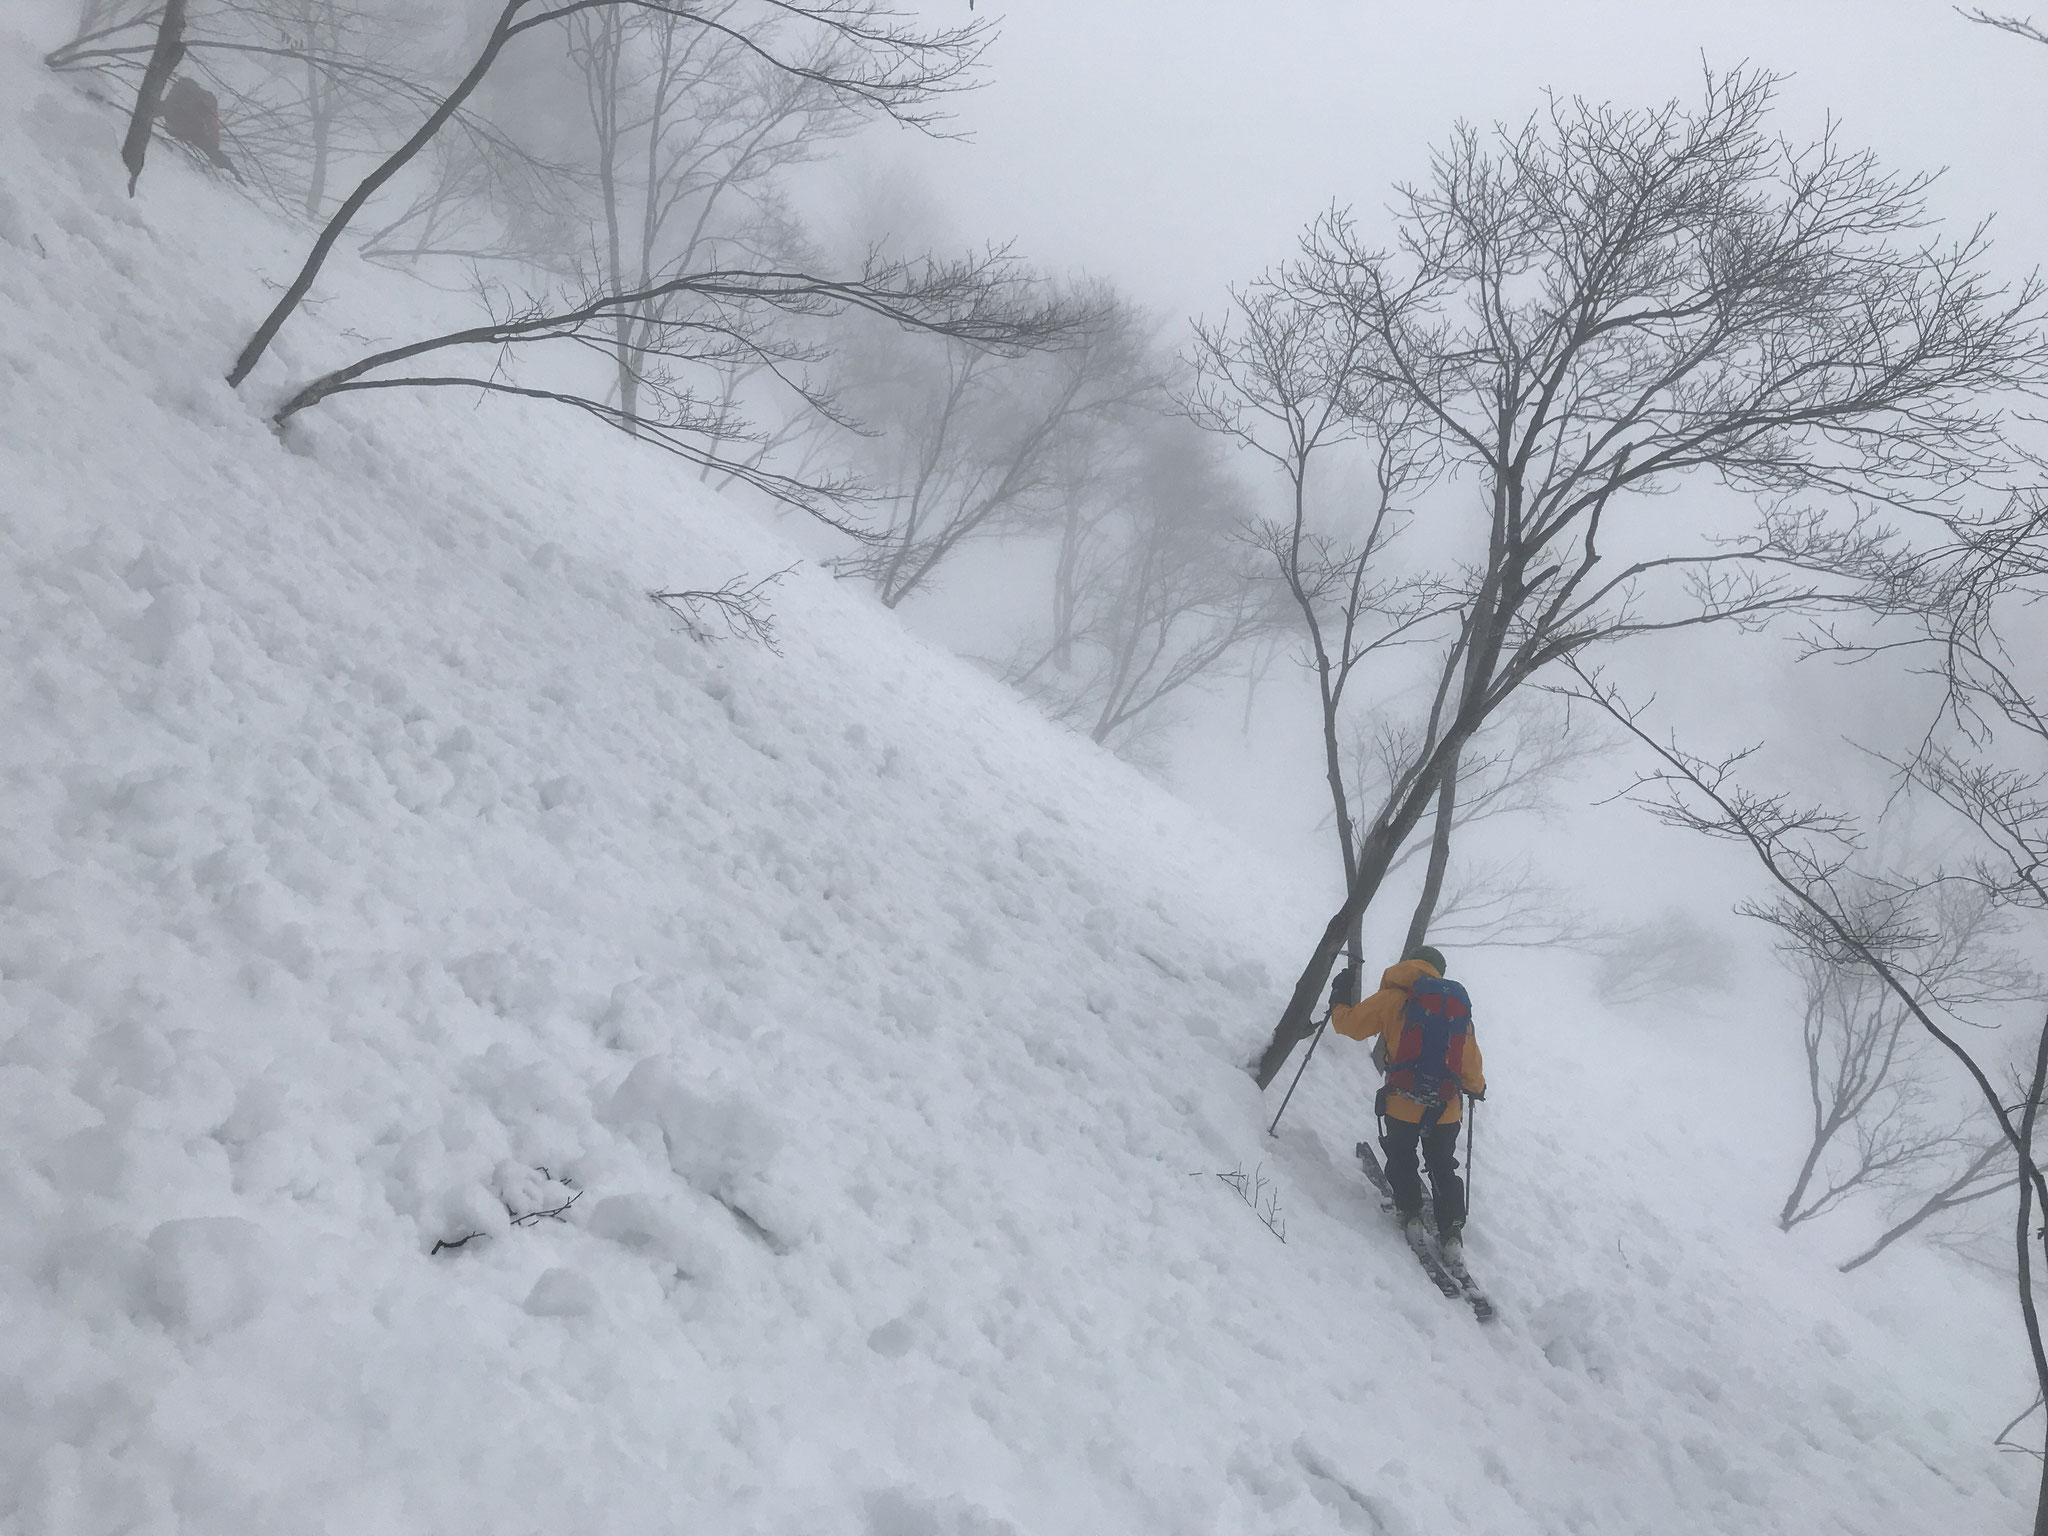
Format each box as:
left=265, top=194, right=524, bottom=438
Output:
left=1404, top=944, right=1447, bottom=976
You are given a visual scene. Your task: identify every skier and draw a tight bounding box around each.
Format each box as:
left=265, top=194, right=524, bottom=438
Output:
left=161, top=78, right=233, bottom=171
left=1328, top=944, right=1486, bottom=1270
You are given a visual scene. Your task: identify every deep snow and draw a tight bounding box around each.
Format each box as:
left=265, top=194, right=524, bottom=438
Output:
left=0, top=20, right=2035, bottom=1535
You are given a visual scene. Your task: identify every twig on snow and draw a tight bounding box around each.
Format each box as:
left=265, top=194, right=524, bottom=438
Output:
left=650, top=565, right=796, bottom=652
left=1198, top=1162, right=1287, bottom=1243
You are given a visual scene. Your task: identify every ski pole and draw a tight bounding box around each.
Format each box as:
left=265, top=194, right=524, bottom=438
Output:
left=1267, top=1011, right=1331, bottom=1138
left=1464, top=1098, right=1477, bottom=1212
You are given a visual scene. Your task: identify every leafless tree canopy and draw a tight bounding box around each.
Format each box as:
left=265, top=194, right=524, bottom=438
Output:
left=1005, top=416, right=1281, bottom=749
left=57, top=0, right=1270, bottom=696
left=1249, top=65, right=2048, bottom=1089
left=1370, top=695, right=1612, bottom=953
left=269, top=249, right=1081, bottom=523
left=567, top=4, right=864, bottom=432
left=103, top=0, right=1115, bottom=556
left=222, top=0, right=995, bottom=389
left=821, top=290, right=1279, bottom=748
left=1564, top=625, right=2048, bottom=1505
left=830, top=280, right=1155, bottom=605
left=1589, top=909, right=1734, bottom=1007
left=1774, top=879, right=2032, bottom=1233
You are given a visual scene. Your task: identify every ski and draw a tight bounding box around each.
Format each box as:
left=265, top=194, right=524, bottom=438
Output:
left=1432, top=1234, right=1496, bottom=1324
left=1355, top=1140, right=1496, bottom=1322
left=1450, top=1267, right=1496, bottom=1323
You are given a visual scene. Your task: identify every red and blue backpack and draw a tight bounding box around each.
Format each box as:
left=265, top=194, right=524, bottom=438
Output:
left=1382, top=977, right=1475, bottom=1127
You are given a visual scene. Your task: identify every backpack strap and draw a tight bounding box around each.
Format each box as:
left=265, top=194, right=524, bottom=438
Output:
left=1384, top=1082, right=1455, bottom=1126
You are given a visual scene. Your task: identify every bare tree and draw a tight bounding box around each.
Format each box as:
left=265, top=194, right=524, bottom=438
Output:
left=1777, top=881, right=2029, bottom=1231
left=270, top=252, right=1081, bottom=524
left=1245, top=67, right=2048, bottom=1089
left=1782, top=953, right=1947, bottom=1228
left=837, top=281, right=1150, bottom=605
left=118, top=0, right=188, bottom=194
left=48, top=0, right=551, bottom=233
left=1569, top=662, right=2048, bottom=1529
left=1359, top=693, right=1610, bottom=952
left=288, top=0, right=345, bottom=212
left=223, top=0, right=992, bottom=389
left=1007, top=416, right=1279, bottom=749
left=1838, top=1130, right=2019, bottom=1271
left=1961, top=8, right=2048, bottom=49
left=1187, top=247, right=1441, bottom=966
left=1077, top=542, right=1271, bottom=750
left=567, top=3, right=860, bottom=431
left=1033, top=412, right=1129, bottom=678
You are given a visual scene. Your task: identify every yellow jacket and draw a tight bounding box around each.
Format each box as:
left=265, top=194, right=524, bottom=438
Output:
left=1331, top=958, right=1486, bottom=1124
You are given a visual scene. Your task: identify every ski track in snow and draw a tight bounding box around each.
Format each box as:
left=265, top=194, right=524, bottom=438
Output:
left=0, top=19, right=2033, bottom=1535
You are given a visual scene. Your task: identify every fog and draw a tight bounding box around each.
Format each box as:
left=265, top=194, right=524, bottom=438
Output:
left=884, top=2, right=2048, bottom=318
left=13, top=4, right=2048, bottom=1520
left=31, top=0, right=2044, bottom=962
left=840, top=1, right=2048, bottom=937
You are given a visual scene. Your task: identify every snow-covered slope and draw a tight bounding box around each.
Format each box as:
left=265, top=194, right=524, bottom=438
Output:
left=0, top=25, right=2033, bottom=1536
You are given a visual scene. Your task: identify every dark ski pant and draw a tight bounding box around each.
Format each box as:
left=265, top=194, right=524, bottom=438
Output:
left=1381, top=1118, right=1465, bottom=1233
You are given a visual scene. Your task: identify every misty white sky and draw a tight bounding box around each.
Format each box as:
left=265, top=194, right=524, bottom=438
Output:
left=880, top=0, right=2048, bottom=325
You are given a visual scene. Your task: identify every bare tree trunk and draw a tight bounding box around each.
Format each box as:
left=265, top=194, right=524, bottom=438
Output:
left=1253, top=720, right=1477, bottom=1086
left=228, top=0, right=524, bottom=386
left=877, top=524, right=920, bottom=608
left=305, top=60, right=332, bottom=216
left=1316, top=665, right=1362, bottom=962
left=618, top=16, right=654, bottom=437
left=1402, top=748, right=1460, bottom=956
left=1256, top=580, right=1507, bottom=1087
left=122, top=0, right=188, bottom=196
left=617, top=327, right=641, bottom=431
left=1253, top=797, right=1432, bottom=1084
left=1835, top=1163, right=2018, bottom=1271
left=1287, top=464, right=1373, bottom=971
left=1779, top=1133, right=1834, bottom=1231
left=1240, top=639, right=1276, bottom=737
left=297, top=1, right=335, bottom=217
left=1051, top=495, right=1084, bottom=671
left=2015, top=1018, right=2048, bottom=1536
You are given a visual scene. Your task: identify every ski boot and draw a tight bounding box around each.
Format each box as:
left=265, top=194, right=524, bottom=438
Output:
left=1399, top=1212, right=1432, bottom=1255
left=1437, top=1221, right=1469, bottom=1279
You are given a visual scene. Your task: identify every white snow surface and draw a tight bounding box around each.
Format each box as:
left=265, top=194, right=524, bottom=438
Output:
left=0, top=26, right=2033, bottom=1536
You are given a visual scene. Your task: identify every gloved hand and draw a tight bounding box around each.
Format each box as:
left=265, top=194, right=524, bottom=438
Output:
left=1329, top=965, right=1360, bottom=1008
